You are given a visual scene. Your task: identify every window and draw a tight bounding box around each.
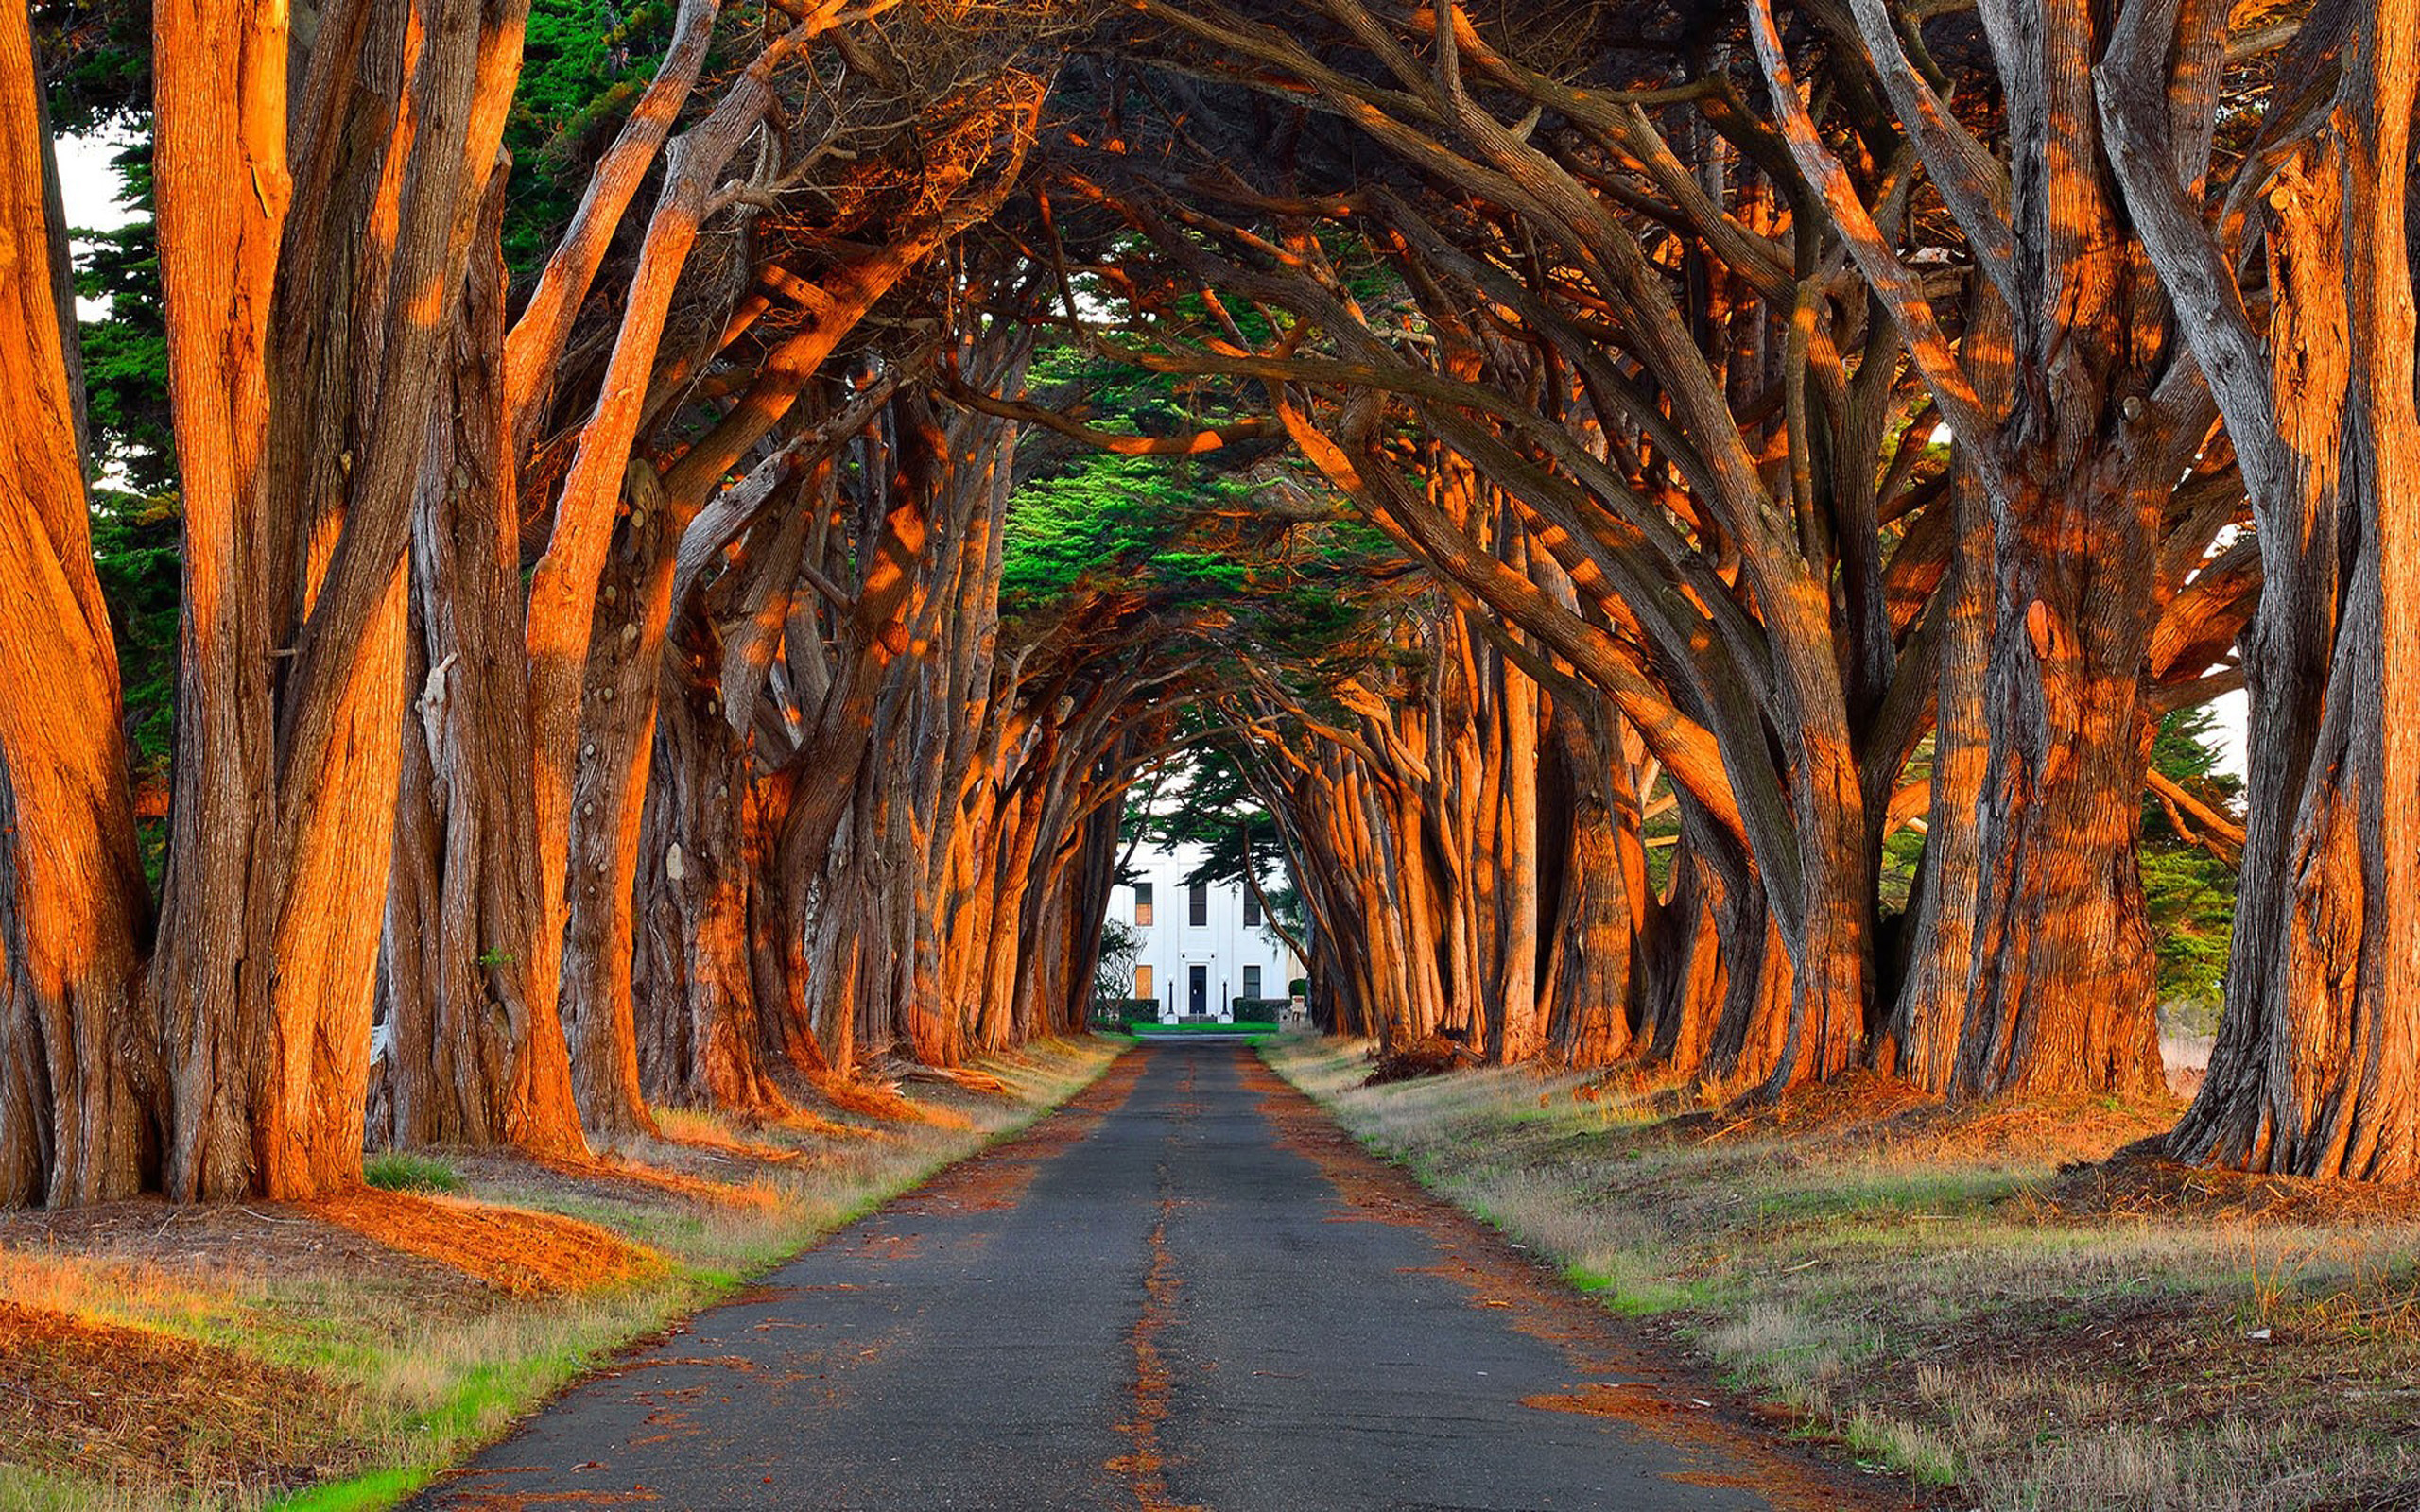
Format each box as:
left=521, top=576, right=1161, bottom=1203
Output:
left=1133, top=964, right=1153, bottom=999
left=1243, top=965, right=1262, bottom=999
left=1187, top=881, right=1208, bottom=927
left=1132, top=883, right=1153, bottom=927
left=1242, top=886, right=1261, bottom=927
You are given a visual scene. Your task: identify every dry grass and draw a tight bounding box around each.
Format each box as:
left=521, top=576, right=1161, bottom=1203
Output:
left=0, top=1037, right=1122, bottom=1511
left=1264, top=1036, right=2420, bottom=1512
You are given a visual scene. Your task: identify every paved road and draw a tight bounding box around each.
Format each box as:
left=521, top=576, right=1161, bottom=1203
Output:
left=418, top=1040, right=1909, bottom=1511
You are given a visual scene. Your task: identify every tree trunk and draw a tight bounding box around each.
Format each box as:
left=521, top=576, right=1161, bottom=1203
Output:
left=374, top=182, right=583, bottom=1155
left=1540, top=709, right=1638, bottom=1068
left=2163, top=28, right=2420, bottom=1177
left=0, top=7, right=158, bottom=1203
left=1953, top=459, right=2165, bottom=1099
left=151, top=0, right=520, bottom=1198
left=1878, top=519, right=1987, bottom=1094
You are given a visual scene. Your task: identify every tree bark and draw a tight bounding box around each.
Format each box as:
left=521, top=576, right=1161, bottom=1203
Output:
left=375, top=186, right=584, bottom=1155
left=0, top=5, right=157, bottom=1203
left=150, top=0, right=524, bottom=1197
left=2123, top=10, right=2420, bottom=1177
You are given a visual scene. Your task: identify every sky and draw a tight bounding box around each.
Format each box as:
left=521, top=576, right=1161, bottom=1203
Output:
left=57, top=132, right=136, bottom=319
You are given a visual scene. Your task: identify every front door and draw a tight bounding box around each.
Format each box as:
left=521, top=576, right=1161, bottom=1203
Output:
left=1188, top=964, right=1208, bottom=1017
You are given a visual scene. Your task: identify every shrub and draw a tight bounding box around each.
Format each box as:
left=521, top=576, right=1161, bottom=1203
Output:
left=1230, top=997, right=1287, bottom=1023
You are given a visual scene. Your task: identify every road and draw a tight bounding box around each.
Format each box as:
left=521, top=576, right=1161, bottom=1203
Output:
left=417, top=1040, right=1911, bottom=1511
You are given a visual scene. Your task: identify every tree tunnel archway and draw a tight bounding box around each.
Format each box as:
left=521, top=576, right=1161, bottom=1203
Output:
left=4, top=0, right=2415, bottom=1210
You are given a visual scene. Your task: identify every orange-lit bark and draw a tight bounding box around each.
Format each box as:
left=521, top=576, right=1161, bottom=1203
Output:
left=374, top=182, right=584, bottom=1155
left=2105, top=6, right=2420, bottom=1177
left=0, top=3, right=156, bottom=1203
left=149, top=0, right=524, bottom=1198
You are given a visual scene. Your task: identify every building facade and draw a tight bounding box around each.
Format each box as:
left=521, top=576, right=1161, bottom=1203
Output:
left=1108, top=841, right=1302, bottom=1022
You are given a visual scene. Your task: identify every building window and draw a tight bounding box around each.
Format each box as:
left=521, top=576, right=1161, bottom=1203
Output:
left=1134, top=964, right=1153, bottom=999
left=1242, top=886, right=1261, bottom=927
left=1187, top=881, right=1208, bottom=927
left=1133, top=883, right=1153, bottom=927
left=1243, top=965, right=1262, bottom=999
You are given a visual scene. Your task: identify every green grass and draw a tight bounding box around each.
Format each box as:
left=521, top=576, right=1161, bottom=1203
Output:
left=361, top=1152, right=462, bottom=1194
left=1122, top=1021, right=1276, bottom=1037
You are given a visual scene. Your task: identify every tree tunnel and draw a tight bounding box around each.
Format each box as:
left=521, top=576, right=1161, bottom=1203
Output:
left=5, top=0, right=2416, bottom=1213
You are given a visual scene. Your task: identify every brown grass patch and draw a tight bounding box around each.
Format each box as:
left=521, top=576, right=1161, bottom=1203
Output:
left=0, top=1300, right=354, bottom=1494
left=1638, top=1070, right=2183, bottom=1171
left=803, top=1070, right=972, bottom=1128
left=302, top=1186, right=664, bottom=1297
left=1519, top=1383, right=1688, bottom=1424
left=1364, top=1033, right=1481, bottom=1084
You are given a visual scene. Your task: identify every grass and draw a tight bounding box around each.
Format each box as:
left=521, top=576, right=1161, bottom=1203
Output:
left=0, top=1036, right=1123, bottom=1511
left=1262, top=1035, right=2420, bottom=1512
left=1119, top=1021, right=1278, bottom=1038
left=360, top=1153, right=461, bottom=1194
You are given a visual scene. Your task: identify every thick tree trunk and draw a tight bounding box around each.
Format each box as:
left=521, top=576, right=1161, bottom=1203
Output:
left=375, top=186, right=583, bottom=1155
left=1953, top=461, right=2165, bottom=1099
left=0, top=9, right=157, bottom=1203
left=1540, top=710, right=1638, bottom=1068
left=632, top=670, right=788, bottom=1115
left=2160, top=28, right=2420, bottom=1177
left=152, top=0, right=521, bottom=1197
left=1487, top=634, right=1544, bottom=1064
left=1879, top=472, right=1999, bottom=1090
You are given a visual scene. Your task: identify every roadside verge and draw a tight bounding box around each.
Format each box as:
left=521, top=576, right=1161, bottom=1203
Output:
left=1260, top=1034, right=2420, bottom=1510
left=0, top=1037, right=1124, bottom=1511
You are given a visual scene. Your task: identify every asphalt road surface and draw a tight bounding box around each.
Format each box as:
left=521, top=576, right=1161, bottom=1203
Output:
left=417, top=1040, right=1910, bottom=1511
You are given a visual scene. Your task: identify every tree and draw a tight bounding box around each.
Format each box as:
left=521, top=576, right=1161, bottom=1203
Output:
left=0, top=0, right=154, bottom=1205
left=2102, top=0, right=2420, bottom=1178
left=1745, top=0, right=2245, bottom=1099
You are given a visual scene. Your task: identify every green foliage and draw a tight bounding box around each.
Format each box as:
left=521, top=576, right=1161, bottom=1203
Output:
left=362, top=1152, right=464, bottom=1194
left=500, top=0, right=678, bottom=276
left=74, top=146, right=175, bottom=493
left=2142, top=707, right=2240, bottom=1013
left=34, top=0, right=149, bottom=132
left=88, top=490, right=180, bottom=884
left=1002, top=450, right=1236, bottom=605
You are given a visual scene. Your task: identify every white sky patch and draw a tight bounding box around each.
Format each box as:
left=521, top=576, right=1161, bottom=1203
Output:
left=58, top=131, right=137, bottom=230
left=57, top=131, right=140, bottom=320
left=2204, top=685, right=2248, bottom=778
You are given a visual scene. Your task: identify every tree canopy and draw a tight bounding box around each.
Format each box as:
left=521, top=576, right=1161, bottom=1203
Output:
left=4, top=0, right=2412, bottom=1210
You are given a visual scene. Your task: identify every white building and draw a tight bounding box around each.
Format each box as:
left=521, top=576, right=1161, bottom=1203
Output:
left=1108, top=841, right=1303, bottom=1022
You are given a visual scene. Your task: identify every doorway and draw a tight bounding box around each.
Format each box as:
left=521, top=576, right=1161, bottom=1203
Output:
left=1187, top=963, right=1208, bottom=1017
